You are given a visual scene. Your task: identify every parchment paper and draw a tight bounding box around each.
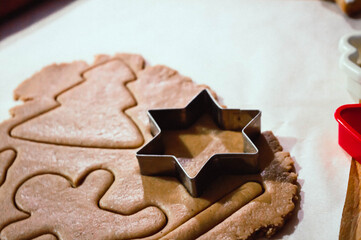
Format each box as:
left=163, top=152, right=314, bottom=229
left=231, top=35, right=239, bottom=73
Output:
left=0, top=0, right=359, bottom=238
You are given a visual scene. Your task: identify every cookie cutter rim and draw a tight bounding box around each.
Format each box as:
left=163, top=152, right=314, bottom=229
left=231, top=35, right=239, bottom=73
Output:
left=335, top=103, right=361, bottom=163
left=136, top=89, right=261, bottom=197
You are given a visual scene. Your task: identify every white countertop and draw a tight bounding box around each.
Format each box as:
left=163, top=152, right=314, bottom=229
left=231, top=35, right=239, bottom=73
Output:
left=0, top=0, right=360, bottom=238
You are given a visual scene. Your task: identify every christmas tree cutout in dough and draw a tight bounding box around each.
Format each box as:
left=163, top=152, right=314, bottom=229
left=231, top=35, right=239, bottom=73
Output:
left=11, top=60, right=144, bottom=148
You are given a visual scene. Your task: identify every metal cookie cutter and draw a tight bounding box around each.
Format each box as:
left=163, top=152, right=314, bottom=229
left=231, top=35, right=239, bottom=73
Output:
left=136, top=89, right=261, bottom=197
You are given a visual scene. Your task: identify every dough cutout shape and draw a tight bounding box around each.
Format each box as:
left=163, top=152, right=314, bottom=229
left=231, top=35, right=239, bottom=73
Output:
left=163, top=114, right=245, bottom=178
left=0, top=54, right=298, bottom=239
left=32, top=234, right=57, bottom=240
left=0, top=149, right=16, bottom=186
left=1, top=169, right=166, bottom=240
left=11, top=59, right=143, bottom=149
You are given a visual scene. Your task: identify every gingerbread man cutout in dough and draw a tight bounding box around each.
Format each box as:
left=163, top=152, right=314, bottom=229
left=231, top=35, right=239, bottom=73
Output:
left=1, top=169, right=166, bottom=240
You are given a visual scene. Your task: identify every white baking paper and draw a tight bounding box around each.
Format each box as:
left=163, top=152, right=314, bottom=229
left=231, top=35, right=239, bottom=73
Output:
left=0, top=0, right=359, bottom=238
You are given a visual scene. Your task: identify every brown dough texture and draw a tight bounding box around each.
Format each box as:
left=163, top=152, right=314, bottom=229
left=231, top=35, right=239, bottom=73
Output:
left=0, top=53, right=298, bottom=240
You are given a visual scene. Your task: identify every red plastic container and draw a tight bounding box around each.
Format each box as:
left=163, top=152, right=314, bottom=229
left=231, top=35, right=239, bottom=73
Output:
left=335, top=104, right=361, bottom=163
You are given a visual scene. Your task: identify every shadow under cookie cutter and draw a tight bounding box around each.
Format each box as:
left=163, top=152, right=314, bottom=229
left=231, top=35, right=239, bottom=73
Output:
left=136, top=89, right=261, bottom=197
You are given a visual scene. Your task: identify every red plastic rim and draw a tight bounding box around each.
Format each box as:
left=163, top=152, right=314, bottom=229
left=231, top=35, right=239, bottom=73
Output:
left=335, top=104, right=361, bottom=144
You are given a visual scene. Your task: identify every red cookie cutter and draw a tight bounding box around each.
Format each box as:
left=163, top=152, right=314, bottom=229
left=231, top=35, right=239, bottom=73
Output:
left=335, top=104, right=361, bottom=162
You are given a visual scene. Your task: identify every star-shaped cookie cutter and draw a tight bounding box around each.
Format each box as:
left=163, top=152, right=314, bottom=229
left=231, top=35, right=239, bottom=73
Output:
left=136, top=89, right=261, bottom=197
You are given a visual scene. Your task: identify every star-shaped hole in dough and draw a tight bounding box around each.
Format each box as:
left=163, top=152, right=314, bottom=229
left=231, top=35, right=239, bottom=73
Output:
left=137, top=89, right=261, bottom=197
left=163, top=114, right=245, bottom=178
